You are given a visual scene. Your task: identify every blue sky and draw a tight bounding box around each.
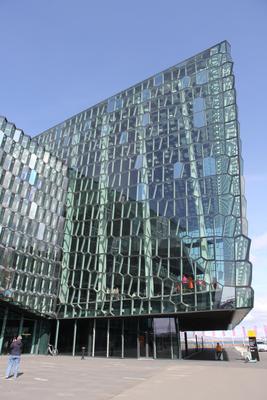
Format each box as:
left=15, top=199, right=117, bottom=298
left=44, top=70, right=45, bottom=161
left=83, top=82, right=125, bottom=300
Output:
left=1, top=0, right=266, bottom=334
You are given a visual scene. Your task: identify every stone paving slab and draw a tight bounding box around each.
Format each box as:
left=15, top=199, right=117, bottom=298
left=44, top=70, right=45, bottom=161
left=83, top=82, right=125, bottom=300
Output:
left=0, top=352, right=266, bottom=400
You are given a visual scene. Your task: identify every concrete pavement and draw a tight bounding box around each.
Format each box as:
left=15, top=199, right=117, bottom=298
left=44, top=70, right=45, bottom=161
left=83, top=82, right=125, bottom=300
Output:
left=0, top=350, right=266, bottom=400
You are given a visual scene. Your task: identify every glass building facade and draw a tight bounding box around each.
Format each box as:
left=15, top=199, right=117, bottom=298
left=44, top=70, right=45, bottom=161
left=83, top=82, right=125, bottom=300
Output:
left=0, top=41, right=253, bottom=358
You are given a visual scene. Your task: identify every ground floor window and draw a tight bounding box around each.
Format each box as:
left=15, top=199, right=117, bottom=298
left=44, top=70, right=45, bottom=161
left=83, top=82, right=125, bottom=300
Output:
left=54, top=316, right=181, bottom=359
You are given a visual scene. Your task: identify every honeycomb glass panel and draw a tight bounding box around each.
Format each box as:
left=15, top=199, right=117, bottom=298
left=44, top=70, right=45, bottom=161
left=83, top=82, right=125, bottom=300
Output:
left=0, top=40, right=253, bottom=326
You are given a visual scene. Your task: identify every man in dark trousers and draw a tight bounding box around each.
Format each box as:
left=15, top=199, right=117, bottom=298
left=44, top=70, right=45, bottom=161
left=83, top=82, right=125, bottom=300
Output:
left=5, top=335, right=23, bottom=379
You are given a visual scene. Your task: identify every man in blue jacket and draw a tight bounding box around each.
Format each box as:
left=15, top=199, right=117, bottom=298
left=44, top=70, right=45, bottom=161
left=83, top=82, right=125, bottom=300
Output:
left=5, top=336, right=23, bottom=379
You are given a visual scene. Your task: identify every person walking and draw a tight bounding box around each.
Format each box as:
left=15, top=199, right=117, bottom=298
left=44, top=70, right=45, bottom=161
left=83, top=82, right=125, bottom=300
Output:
left=215, top=342, right=223, bottom=360
left=5, top=335, right=23, bottom=379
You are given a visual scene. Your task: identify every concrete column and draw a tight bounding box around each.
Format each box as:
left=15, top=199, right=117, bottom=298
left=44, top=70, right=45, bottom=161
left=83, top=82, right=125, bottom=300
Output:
left=170, top=318, right=174, bottom=360
left=137, top=319, right=140, bottom=358
left=92, top=319, right=96, bottom=357
left=54, top=319, right=60, bottom=350
left=175, top=317, right=182, bottom=359
left=87, top=321, right=93, bottom=356
left=106, top=319, right=110, bottom=358
left=153, top=320, right=156, bottom=359
left=184, top=331, right=188, bottom=357
left=72, top=320, right=77, bottom=356
left=121, top=319, right=124, bottom=359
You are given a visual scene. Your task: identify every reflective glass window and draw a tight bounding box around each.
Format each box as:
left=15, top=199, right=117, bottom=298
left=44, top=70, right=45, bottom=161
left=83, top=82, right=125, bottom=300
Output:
left=3, top=171, right=12, bottom=189
left=142, top=113, right=149, bottom=126
left=119, top=131, right=128, bottom=145
left=137, top=183, right=148, bottom=201
left=203, top=156, right=216, bottom=176
left=115, top=98, right=123, bottom=110
left=134, top=155, right=144, bottom=169
left=107, top=98, right=116, bottom=113
left=21, top=166, right=29, bottom=180
left=3, top=154, right=12, bottom=170
left=21, top=149, right=29, bottom=164
left=173, top=162, right=183, bottom=179
left=0, top=130, right=5, bottom=145
left=101, top=125, right=109, bottom=137
left=37, top=223, right=45, bottom=240
left=193, top=111, right=206, bottom=128
left=29, top=202, right=37, bottom=219
left=29, top=170, right=37, bottom=185
left=193, top=97, right=205, bottom=113
left=154, top=74, right=163, bottom=86
left=196, top=69, right=208, bottom=84
left=43, top=152, right=50, bottom=164
left=29, top=154, right=37, bottom=169
left=142, top=88, right=151, bottom=101
left=180, top=76, right=190, bottom=88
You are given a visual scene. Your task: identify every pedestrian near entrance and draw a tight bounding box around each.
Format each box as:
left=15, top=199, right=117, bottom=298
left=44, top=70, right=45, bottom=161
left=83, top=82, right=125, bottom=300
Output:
left=5, top=335, right=23, bottom=379
left=215, top=342, right=223, bottom=360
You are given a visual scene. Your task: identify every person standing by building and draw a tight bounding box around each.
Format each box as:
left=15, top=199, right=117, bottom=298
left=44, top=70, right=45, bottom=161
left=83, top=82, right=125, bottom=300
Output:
left=215, top=342, right=223, bottom=360
left=5, top=335, right=23, bottom=379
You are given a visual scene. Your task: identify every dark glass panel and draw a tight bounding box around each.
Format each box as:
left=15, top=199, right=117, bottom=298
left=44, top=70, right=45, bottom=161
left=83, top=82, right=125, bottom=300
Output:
left=94, top=319, right=107, bottom=357
left=124, top=318, right=137, bottom=358
left=109, top=319, right=122, bottom=357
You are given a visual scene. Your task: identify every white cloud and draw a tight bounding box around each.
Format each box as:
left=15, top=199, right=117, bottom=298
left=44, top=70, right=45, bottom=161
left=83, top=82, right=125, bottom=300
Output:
left=241, top=294, right=267, bottom=330
left=244, top=174, right=267, bottom=183
left=251, top=231, right=267, bottom=251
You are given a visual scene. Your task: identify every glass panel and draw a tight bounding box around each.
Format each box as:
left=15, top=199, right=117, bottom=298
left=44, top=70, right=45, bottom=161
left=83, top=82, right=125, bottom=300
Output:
left=180, top=76, right=190, bottom=88
left=193, top=111, right=206, bottom=128
left=174, top=162, right=183, bottom=179
left=142, top=88, right=151, bottom=101
left=196, top=69, right=208, bottom=84
left=154, top=318, right=172, bottom=358
left=124, top=318, right=137, bottom=357
left=119, top=131, right=128, bottom=145
left=29, top=202, right=37, bottom=219
left=29, top=170, right=37, bottom=185
left=57, top=320, right=74, bottom=354
left=203, top=157, right=216, bottom=176
left=138, top=318, right=153, bottom=357
left=137, top=183, right=148, bottom=201
left=142, top=113, right=149, bottom=126
left=37, top=223, right=45, bottom=240
left=29, top=154, right=37, bottom=169
left=107, top=98, right=115, bottom=113
left=21, top=318, right=35, bottom=353
left=134, top=155, right=144, bottom=169
left=154, top=74, right=163, bottom=86
left=76, top=319, right=94, bottom=356
left=94, top=319, right=107, bottom=357
left=193, top=97, right=205, bottom=113
left=109, top=319, right=122, bottom=357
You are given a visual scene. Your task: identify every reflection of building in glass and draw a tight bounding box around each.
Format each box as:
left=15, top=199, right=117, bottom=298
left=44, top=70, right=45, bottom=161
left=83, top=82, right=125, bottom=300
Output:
left=0, top=41, right=253, bottom=358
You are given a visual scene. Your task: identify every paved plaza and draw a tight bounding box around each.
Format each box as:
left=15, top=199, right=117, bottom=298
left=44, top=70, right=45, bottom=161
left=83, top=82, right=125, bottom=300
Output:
left=0, top=350, right=266, bottom=400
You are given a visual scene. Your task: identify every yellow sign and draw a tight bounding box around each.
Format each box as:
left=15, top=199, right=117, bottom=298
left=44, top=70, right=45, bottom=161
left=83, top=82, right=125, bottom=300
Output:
left=247, top=330, right=256, bottom=337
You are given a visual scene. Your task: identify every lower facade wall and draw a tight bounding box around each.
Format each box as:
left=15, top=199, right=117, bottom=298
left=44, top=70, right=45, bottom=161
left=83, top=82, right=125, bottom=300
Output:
left=1, top=303, right=200, bottom=359
left=53, top=316, right=181, bottom=359
left=0, top=303, right=50, bottom=355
